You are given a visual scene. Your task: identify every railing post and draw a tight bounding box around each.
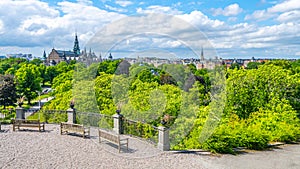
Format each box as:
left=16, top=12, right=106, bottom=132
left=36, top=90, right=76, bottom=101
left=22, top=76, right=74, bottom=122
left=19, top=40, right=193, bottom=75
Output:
left=158, top=126, right=170, bottom=151
left=67, top=108, right=76, bottom=124
left=16, top=107, right=25, bottom=119
left=113, top=111, right=123, bottom=134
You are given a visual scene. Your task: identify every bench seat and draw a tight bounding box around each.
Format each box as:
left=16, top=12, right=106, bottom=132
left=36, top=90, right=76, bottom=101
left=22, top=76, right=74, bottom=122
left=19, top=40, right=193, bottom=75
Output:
left=99, top=129, right=128, bottom=153
left=12, top=119, right=45, bottom=132
left=60, top=122, right=90, bottom=138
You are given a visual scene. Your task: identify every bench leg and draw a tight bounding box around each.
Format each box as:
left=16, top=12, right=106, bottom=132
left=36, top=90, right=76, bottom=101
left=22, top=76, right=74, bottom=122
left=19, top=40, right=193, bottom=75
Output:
left=60, top=123, right=63, bottom=135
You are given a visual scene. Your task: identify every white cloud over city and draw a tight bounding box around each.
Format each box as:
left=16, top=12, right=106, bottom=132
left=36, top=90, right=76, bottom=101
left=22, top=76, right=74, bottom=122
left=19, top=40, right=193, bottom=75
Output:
left=0, top=0, right=299, bottom=59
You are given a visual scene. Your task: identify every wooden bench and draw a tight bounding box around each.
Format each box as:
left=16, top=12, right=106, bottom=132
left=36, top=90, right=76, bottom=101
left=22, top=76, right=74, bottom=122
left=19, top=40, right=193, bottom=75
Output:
left=98, top=129, right=128, bottom=153
left=12, top=119, right=45, bottom=132
left=60, top=122, right=90, bottom=138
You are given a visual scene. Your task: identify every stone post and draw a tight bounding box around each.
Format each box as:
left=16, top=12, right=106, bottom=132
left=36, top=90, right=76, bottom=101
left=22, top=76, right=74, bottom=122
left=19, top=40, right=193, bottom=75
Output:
left=113, top=113, right=123, bottom=134
left=67, top=108, right=76, bottom=124
left=16, top=107, right=25, bottom=119
left=158, top=126, right=170, bottom=151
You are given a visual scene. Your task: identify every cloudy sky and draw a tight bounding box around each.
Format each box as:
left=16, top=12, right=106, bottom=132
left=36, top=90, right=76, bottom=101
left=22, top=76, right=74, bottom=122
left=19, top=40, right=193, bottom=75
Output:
left=0, top=0, right=299, bottom=59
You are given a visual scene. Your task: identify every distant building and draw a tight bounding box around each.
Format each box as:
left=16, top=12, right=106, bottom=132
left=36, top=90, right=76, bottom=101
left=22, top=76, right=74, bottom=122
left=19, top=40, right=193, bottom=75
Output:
left=73, top=32, right=80, bottom=57
left=46, top=33, right=81, bottom=65
left=47, top=49, right=78, bottom=65
left=79, top=47, right=100, bottom=65
left=6, top=53, right=32, bottom=60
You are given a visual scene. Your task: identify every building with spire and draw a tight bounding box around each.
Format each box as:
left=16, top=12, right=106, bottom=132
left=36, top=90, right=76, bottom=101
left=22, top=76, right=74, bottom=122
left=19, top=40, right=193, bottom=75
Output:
left=46, top=33, right=81, bottom=65
left=73, top=32, right=80, bottom=57
left=200, top=46, right=204, bottom=61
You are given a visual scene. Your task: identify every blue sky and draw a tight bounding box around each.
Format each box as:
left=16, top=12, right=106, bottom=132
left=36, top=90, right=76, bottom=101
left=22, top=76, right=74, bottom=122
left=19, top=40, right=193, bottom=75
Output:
left=0, top=0, right=299, bottom=59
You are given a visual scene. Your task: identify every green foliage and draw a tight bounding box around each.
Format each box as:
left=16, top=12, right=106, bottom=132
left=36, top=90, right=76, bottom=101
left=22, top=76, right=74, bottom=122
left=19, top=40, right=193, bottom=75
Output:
left=0, top=75, right=17, bottom=108
left=123, top=121, right=158, bottom=140
left=30, top=58, right=43, bottom=66
left=158, top=64, right=191, bottom=88
left=97, top=59, right=121, bottom=75
left=38, top=64, right=47, bottom=86
left=17, top=58, right=299, bottom=154
left=43, top=70, right=74, bottom=111
left=225, top=64, right=299, bottom=119
left=45, top=66, right=59, bottom=85
left=94, top=73, right=115, bottom=114
left=229, top=63, right=241, bottom=69
left=176, top=60, right=300, bottom=153
left=15, top=64, right=42, bottom=104
left=246, top=62, right=262, bottom=69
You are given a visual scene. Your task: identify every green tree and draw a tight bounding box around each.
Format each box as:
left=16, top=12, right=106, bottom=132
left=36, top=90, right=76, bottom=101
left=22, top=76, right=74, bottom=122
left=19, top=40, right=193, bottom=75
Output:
left=56, top=61, right=70, bottom=74
left=246, top=62, right=262, bottom=69
left=15, top=64, right=42, bottom=104
left=45, top=66, right=59, bottom=85
left=30, top=58, right=43, bottom=66
left=229, top=63, right=241, bottom=70
left=0, top=63, right=10, bottom=74
left=38, top=64, right=47, bottom=86
left=94, top=73, right=115, bottom=114
left=97, top=59, right=121, bottom=75
left=0, top=75, right=17, bottom=108
left=225, top=64, right=299, bottom=119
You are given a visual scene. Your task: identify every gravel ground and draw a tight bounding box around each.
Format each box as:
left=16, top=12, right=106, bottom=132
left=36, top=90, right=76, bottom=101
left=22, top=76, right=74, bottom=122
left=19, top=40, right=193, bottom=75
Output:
left=0, top=124, right=299, bottom=169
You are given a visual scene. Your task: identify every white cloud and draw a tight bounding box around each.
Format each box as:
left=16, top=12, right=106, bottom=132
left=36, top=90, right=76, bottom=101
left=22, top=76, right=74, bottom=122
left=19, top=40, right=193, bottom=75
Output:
left=76, top=0, right=93, bottom=5
left=211, top=3, right=243, bottom=16
left=137, top=5, right=182, bottom=15
left=177, top=9, right=300, bottom=58
left=0, top=0, right=125, bottom=56
left=228, top=17, right=237, bottom=22
left=0, top=0, right=299, bottom=59
left=0, top=19, right=4, bottom=34
left=268, top=0, right=300, bottom=13
left=105, top=4, right=127, bottom=12
left=244, top=10, right=275, bottom=21
left=277, top=10, right=300, bottom=23
left=115, top=0, right=133, bottom=7
left=178, top=11, right=225, bottom=29
left=245, top=0, right=300, bottom=22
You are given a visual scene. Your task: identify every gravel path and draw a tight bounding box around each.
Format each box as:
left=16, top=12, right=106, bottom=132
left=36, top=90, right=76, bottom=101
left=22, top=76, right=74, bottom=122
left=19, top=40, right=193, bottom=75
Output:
left=0, top=124, right=299, bottom=169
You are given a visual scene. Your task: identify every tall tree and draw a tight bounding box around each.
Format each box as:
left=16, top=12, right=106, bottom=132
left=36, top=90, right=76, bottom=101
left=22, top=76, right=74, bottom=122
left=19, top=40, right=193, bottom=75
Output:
left=15, top=64, right=42, bottom=104
left=38, top=64, right=47, bottom=86
left=45, top=66, right=59, bottom=85
left=0, top=75, right=17, bottom=108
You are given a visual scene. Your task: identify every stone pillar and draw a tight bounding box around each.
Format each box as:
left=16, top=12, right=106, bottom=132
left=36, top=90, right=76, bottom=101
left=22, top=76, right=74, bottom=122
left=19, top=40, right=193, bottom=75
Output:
left=158, top=126, right=170, bottom=151
left=113, top=113, right=123, bottom=134
left=16, top=107, right=25, bottom=119
left=67, top=108, right=76, bottom=124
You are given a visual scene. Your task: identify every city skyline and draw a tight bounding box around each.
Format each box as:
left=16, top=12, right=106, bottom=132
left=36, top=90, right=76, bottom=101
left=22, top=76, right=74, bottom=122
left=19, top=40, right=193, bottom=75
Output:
left=0, top=0, right=299, bottom=59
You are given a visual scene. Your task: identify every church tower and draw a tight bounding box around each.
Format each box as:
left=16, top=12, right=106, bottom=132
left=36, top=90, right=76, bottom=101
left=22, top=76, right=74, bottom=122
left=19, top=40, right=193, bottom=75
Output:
left=43, top=50, right=47, bottom=60
left=200, top=46, right=204, bottom=61
left=73, top=32, right=80, bottom=56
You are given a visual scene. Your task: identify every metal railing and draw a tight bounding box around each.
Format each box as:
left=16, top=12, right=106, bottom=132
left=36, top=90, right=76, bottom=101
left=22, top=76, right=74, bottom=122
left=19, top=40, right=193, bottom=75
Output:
left=122, top=118, right=159, bottom=144
left=27, top=109, right=159, bottom=143
left=77, top=112, right=114, bottom=129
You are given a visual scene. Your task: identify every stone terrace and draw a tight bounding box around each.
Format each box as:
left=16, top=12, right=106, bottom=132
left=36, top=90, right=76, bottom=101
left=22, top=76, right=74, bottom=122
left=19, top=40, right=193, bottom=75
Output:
left=0, top=124, right=299, bottom=169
